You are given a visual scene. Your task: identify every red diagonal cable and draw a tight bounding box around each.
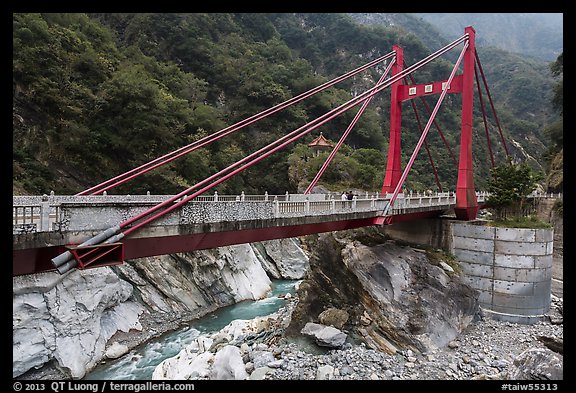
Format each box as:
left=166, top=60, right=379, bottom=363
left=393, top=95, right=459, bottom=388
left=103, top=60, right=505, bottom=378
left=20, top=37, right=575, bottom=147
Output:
left=304, top=57, right=395, bottom=194
left=77, top=51, right=396, bottom=196
left=474, top=49, right=510, bottom=162
left=474, top=62, right=495, bottom=167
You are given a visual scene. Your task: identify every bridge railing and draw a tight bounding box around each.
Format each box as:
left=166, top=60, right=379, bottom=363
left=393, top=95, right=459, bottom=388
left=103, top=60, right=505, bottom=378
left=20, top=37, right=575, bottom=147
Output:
left=12, top=205, right=40, bottom=233
left=528, top=191, right=563, bottom=199
left=13, top=202, right=62, bottom=234
left=277, top=201, right=306, bottom=215
left=386, top=193, right=456, bottom=213
left=13, top=192, right=494, bottom=234
left=274, top=197, right=385, bottom=217
left=194, top=192, right=290, bottom=202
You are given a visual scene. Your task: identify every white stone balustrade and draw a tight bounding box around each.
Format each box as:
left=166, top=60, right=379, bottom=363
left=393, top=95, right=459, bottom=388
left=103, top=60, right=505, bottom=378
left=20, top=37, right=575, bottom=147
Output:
left=14, top=190, right=550, bottom=235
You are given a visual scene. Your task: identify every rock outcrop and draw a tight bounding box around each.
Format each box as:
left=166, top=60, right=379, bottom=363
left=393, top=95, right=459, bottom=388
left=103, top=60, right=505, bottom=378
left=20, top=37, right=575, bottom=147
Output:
left=286, top=227, right=479, bottom=354
left=118, top=244, right=272, bottom=314
left=13, top=268, right=143, bottom=379
left=251, top=238, right=309, bottom=279
left=508, top=348, right=563, bottom=380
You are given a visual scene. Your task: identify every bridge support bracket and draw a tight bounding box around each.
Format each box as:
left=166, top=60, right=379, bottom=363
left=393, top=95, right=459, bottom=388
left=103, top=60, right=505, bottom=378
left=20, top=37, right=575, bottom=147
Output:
left=373, top=216, right=393, bottom=225
left=67, top=242, right=125, bottom=270
left=454, top=205, right=479, bottom=221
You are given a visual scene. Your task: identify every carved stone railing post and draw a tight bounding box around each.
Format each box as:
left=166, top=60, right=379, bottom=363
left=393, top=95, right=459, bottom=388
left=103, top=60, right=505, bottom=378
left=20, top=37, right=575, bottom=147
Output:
left=40, top=194, right=50, bottom=232
left=274, top=196, right=279, bottom=217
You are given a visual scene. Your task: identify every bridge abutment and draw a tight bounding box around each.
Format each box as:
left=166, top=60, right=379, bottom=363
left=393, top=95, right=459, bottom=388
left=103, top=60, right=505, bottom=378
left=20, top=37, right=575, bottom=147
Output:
left=451, top=222, right=553, bottom=324
left=381, top=216, right=455, bottom=251
left=382, top=218, right=553, bottom=325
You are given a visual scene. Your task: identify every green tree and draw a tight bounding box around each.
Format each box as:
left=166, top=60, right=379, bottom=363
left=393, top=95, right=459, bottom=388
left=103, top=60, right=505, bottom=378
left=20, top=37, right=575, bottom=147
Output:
left=545, top=52, right=563, bottom=151
left=486, top=162, right=543, bottom=219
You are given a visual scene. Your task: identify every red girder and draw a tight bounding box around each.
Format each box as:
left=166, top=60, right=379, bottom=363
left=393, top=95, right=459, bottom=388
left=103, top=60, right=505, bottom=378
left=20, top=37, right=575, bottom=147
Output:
left=15, top=210, right=452, bottom=276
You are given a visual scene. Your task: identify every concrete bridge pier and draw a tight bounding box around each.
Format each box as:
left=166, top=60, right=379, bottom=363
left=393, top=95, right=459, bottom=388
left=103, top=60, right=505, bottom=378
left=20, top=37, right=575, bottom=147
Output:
left=381, top=216, right=455, bottom=251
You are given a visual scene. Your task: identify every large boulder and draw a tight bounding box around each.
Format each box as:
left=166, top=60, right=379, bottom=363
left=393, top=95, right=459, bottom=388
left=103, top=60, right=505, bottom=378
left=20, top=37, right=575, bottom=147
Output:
left=13, top=269, right=143, bottom=379
left=318, top=307, right=349, bottom=329
left=508, top=348, right=563, bottom=380
left=209, top=345, right=249, bottom=380
left=301, top=322, right=347, bottom=348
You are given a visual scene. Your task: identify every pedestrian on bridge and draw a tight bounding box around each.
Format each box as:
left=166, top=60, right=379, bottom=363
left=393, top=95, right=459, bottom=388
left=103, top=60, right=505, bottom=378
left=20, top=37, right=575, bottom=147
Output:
left=346, top=191, right=354, bottom=208
left=341, top=191, right=348, bottom=208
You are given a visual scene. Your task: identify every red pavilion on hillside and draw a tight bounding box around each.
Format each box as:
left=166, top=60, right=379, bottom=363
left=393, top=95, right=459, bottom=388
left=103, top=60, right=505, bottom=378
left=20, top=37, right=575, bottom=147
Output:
left=308, top=133, right=334, bottom=157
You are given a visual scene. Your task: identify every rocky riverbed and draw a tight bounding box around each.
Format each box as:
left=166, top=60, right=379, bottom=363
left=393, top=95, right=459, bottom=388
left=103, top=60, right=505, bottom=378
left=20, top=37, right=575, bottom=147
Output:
left=148, top=293, right=563, bottom=381
left=21, top=288, right=563, bottom=381
left=264, top=300, right=563, bottom=380
left=16, top=220, right=563, bottom=381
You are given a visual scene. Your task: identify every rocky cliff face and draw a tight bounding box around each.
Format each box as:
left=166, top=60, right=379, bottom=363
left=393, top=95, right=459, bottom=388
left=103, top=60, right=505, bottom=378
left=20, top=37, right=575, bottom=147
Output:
left=13, top=238, right=309, bottom=379
left=252, top=238, right=310, bottom=280
left=13, top=268, right=142, bottom=379
left=545, top=148, right=563, bottom=193
left=287, top=227, right=479, bottom=354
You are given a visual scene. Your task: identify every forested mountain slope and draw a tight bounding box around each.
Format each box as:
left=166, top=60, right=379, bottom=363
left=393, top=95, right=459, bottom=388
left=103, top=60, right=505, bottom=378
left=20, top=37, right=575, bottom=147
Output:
left=13, top=13, right=559, bottom=196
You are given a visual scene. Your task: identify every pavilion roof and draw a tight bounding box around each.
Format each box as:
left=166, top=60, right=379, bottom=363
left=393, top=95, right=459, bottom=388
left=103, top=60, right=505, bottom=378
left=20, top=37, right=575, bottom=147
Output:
left=308, top=133, right=333, bottom=148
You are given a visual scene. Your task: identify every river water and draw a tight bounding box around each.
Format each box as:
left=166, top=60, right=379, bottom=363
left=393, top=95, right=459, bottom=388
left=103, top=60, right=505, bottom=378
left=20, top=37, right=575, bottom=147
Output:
left=84, top=279, right=299, bottom=380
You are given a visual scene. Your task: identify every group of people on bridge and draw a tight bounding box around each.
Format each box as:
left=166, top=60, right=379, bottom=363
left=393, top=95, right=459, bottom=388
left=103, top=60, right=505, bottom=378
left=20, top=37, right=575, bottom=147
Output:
left=341, top=190, right=355, bottom=208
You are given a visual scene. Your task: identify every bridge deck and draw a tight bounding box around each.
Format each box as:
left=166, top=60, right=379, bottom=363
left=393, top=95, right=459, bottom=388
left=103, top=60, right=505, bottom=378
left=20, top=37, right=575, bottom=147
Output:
left=13, top=192, right=491, bottom=276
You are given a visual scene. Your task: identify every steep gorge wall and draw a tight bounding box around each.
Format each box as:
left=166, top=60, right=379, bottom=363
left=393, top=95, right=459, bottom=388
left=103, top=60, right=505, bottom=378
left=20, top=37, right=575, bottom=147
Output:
left=13, top=238, right=309, bottom=379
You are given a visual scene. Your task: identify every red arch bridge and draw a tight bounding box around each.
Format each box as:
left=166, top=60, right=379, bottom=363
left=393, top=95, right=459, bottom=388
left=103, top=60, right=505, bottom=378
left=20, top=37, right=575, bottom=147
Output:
left=13, top=26, right=510, bottom=277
